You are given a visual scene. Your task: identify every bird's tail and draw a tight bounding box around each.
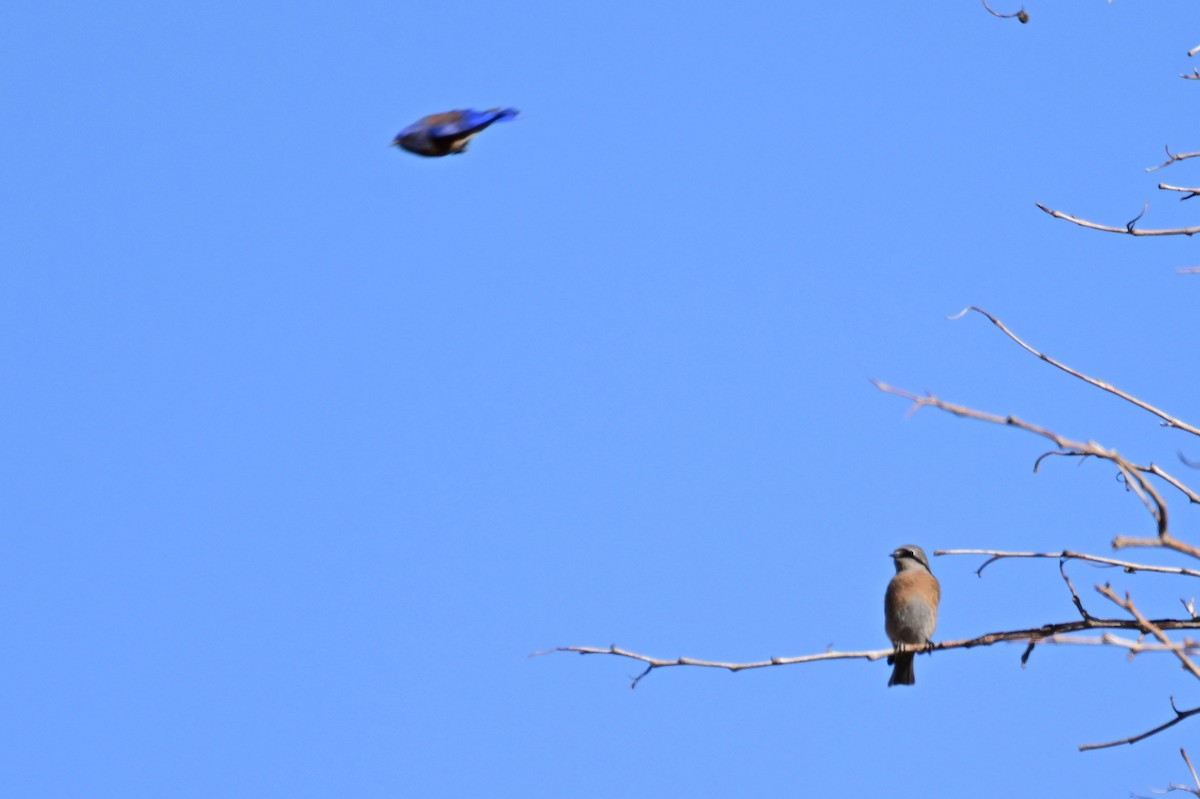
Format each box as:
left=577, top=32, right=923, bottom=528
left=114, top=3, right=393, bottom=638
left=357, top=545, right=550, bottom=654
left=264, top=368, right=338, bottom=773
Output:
left=888, top=652, right=915, bottom=687
left=487, top=108, right=520, bottom=122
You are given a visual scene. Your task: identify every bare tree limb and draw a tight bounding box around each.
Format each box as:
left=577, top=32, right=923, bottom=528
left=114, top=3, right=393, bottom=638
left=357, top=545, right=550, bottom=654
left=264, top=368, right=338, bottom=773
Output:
left=1098, top=585, right=1200, bottom=680
left=1112, top=534, right=1200, bottom=559
left=1185, top=748, right=1200, bottom=794
left=1180, top=748, right=1200, bottom=796
left=1183, top=598, right=1199, bottom=621
left=1143, top=464, right=1200, bottom=505
left=1058, top=558, right=1097, bottom=624
left=1034, top=633, right=1200, bottom=655
left=1035, top=202, right=1200, bottom=236
left=948, top=306, right=1200, bottom=438
left=538, top=615, right=1200, bottom=688
left=981, top=0, right=1028, bottom=23
left=870, top=380, right=1177, bottom=538
left=1159, top=183, right=1200, bottom=201
left=1147, top=146, right=1200, bottom=172
left=936, top=548, right=1200, bottom=578
left=1074, top=589, right=1200, bottom=751
left=1082, top=698, right=1200, bottom=752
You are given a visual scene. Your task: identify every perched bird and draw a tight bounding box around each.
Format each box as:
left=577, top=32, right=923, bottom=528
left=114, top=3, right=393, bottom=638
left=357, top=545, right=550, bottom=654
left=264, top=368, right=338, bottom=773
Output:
left=884, top=544, right=940, bottom=687
left=391, top=108, right=519, bottom=157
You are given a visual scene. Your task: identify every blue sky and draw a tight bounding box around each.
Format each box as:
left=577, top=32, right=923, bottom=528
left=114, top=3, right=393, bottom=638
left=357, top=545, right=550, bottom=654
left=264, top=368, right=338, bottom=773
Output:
left=3, top=1, right=1199, bottom=796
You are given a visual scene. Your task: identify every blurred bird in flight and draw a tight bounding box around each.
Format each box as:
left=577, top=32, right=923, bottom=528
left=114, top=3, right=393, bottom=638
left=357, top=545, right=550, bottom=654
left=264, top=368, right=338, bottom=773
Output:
left=392, top=108, right=519, bottom=157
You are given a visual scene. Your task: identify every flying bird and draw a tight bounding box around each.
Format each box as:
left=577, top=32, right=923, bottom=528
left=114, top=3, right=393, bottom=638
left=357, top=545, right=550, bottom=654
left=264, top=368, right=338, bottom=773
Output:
left=391, top=108, right=519, bottom=157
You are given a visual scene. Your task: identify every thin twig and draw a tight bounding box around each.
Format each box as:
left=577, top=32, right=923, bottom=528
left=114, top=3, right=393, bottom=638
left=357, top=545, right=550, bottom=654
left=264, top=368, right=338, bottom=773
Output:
left=981, top=0, right=1028, bottom=23
left=1059, top=559, right=1096, bottom=623
left=936, top=548, right=1200, bottom=578
left=871, top=380, right=1173, bottom=537
left=1097, top=585, right=1200, bottom=680
left=1159, top=183, right=1200, bottom=201
left=1035, top=202, right=1200, bottom=236
left=1081, top=698, right=1200, bottom=751
left=1183, top=598, right=1199, bottom=621
left=1186, top=748, right=1200, bottom=793
left=1127, top=202, right=1151, bottom=232
left=1079, top=589, right=1200, bottom=752
left=1035, top=633, right=1200, bottom=655
left=949, top=306, right=1200, bottom=438
left=1145, top=464, right=1200, bottom=504
left=1112, top=535, right=1200, bottom=559
left=1148, top=146, right=1200, bottom=172
left=537, top=616, right=1200, bottom=688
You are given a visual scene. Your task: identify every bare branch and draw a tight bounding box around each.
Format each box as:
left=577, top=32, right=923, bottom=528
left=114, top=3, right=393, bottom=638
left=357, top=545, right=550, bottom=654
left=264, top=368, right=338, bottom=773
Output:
left=538, top=616, right=1200, bottom=688
left=1147, top=146, right=1200, bottom=172
left=1145, top=463, right=1200, bottom=505
left=949, top=306, right=1200, bottom=438
left=1112, top=535, right=1200, bottom=560
left=1097, top=585, right=1200, bottom=680
left=1190, top=45, right=1200, bottom=57
left=1036, top=633, right=1200, bottom=655
left=1185, top=748, right=1200, bottom=794
left=1159, top=183, right=1200, bottom=201
left=535, top=644, right=897, bottom=688
left=1081, top=698, right=1200, bottom=752
left=1128, top=201, right=1151, bottom=231
left=981, top=0, right=1028, bottom=23
left=870, top=380, right=1174, bottom=537
left=936, top=548, right=1200, bottom=578
left=1076, top=590, right=1200, bottom=751
left=1059, top=558, right=1097, bottom=622
left=1182, top=68, right=1200, bottom=81
left=1035, top=202, right=1200, bottom=236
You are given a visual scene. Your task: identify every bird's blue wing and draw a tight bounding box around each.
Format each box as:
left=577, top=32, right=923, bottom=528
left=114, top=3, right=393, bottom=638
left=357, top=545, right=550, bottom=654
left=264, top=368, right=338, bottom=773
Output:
left=392, top=108, right=518, bottom=156
left=427, top=108, right=518, bottom=139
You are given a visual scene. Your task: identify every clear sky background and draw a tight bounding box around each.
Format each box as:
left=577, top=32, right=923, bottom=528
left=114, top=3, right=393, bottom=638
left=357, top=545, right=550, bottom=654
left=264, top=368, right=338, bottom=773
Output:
left=3, top=2, right=1199, bottom=796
